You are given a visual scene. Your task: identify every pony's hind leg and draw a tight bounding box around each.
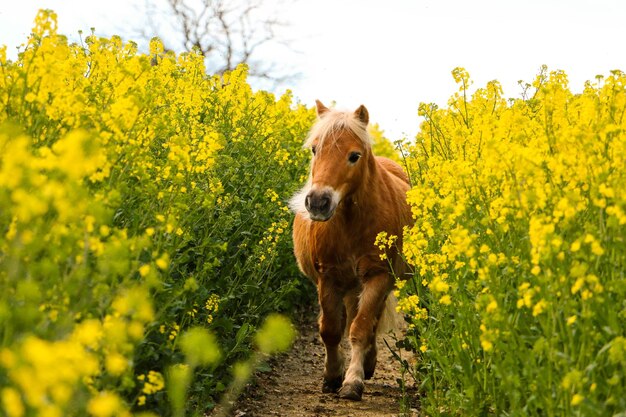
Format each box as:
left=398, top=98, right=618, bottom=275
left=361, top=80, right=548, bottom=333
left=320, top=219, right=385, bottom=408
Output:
left=339, top=273, right=391, bottom=401
left=364, top=293, right=391, bottom=379
left=363, top=332, right=378, bottom=380
left=318, top=281, right=346, bottom=393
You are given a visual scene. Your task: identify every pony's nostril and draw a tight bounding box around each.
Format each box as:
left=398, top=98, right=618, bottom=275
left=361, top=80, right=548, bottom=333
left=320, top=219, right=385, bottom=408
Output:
left=305, top=195, right=312, bottom=210
left=319, top=196, right=330, bottom=211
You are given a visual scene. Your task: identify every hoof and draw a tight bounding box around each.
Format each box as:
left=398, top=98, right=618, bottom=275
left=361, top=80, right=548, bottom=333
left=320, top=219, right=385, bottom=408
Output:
left=322, top=376, right=343, bottom=393
left=338, top=381, right=364, bottom=401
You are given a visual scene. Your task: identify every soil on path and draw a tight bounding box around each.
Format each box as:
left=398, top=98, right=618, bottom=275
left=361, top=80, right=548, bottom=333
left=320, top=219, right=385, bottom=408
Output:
left=231, top=312, right=418, bottom=417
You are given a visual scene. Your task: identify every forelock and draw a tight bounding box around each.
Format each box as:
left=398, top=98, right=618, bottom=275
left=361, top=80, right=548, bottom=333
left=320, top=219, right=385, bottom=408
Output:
left=304, top=108, right=371, bottom=150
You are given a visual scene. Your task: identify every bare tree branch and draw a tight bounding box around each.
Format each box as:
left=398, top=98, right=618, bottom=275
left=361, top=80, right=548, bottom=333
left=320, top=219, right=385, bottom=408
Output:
left=141, top=0, right=298, bottom=86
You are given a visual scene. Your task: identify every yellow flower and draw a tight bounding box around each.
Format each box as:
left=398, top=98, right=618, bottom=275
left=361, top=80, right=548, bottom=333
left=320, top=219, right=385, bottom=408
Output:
left=591, top=241, right=604, bottom=256
left=439, top=294, right=452, bottom=305
left=0, top=349, right=16, bottom=368
left=532, top=299, right=547, bottom=317
left=87, top=392, right=124, bottom=417
left=571, top=394, right=584, bottom=406
left=139, top=264, right=151, bottom=277
left=485, top=300, right=498, bottom=313
left=481, top=339, right=493, bottom=352
left=142, top=371, right=165, bottom=394
left=431, top=276, right=450, bottom=293
left=105, top=352, right=128, bottom=376
left=1, top=388, right=24, bottom=417
left=156, top=254, right=169, bottom=270
left=72, top=319, right=103, bottom=349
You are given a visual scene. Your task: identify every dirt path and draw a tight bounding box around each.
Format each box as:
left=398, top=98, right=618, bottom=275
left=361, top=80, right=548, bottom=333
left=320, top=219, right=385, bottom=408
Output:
left=232, top=312, right=418, bottom=417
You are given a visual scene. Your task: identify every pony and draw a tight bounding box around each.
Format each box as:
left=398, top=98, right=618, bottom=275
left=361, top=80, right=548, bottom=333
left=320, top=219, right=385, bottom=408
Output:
left=290, top=100, right=411, bottom=401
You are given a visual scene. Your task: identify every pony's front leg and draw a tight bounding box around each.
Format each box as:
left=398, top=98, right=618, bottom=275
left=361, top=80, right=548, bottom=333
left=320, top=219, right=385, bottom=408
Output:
left=318, top=280, right=346, bottom=393
left=339, top=273, right=390, bottom=401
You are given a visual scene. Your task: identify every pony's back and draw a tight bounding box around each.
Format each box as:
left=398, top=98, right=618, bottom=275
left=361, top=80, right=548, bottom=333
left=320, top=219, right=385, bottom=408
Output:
left=376, top=156, right=409, bottom=185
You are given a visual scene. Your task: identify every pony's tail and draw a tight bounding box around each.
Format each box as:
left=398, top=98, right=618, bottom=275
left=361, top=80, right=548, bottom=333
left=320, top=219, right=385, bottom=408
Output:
left=377, top=293, right=404, bottom=336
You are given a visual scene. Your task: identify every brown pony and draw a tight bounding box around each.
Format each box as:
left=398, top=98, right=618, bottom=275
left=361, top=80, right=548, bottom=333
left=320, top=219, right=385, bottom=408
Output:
left=290, top=101, right=411, bottom=401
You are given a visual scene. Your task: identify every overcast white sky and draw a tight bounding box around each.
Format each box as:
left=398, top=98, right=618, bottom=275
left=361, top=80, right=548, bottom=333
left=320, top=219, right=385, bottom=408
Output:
left=2, top=0, right=626, bottom=139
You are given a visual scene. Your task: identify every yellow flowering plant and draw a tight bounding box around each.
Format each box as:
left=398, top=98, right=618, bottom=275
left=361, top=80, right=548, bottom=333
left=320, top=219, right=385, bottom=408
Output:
left=399, top=66, right=626, bottom=416
left=1, top=10, right=310, bottom=416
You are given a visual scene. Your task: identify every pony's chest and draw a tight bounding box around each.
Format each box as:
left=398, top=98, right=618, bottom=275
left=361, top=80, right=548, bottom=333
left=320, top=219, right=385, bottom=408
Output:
left=314, top=252, right=357, bottom=275
left=300, top=215, right=389, bottom=284
left=314, top=243, right=383, bottom=287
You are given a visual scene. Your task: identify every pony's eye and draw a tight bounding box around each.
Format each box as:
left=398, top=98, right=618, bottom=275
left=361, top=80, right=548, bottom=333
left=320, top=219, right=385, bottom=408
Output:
left=311, top=145, right=317, bottom=155
left=348, top=152, right=361, bottom=164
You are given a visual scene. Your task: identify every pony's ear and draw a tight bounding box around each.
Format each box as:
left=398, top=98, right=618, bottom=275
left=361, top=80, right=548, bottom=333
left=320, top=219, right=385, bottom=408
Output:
left=354, top=104, right=369, bottom=125
left=315, top=100, right=329, bottom=116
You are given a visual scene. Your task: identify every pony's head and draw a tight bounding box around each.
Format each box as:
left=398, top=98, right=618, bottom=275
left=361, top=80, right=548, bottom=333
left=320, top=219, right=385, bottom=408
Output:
left=291, top=100, right=372, bottom=222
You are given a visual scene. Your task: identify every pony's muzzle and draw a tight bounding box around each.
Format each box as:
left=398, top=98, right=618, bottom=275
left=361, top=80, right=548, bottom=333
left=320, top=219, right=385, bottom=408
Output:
left=305, top=189, right=336, bottom=221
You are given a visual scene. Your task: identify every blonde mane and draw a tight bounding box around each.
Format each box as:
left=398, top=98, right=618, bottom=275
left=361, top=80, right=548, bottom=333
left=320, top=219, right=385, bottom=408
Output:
left=304, top=107, right=372, bottom=151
